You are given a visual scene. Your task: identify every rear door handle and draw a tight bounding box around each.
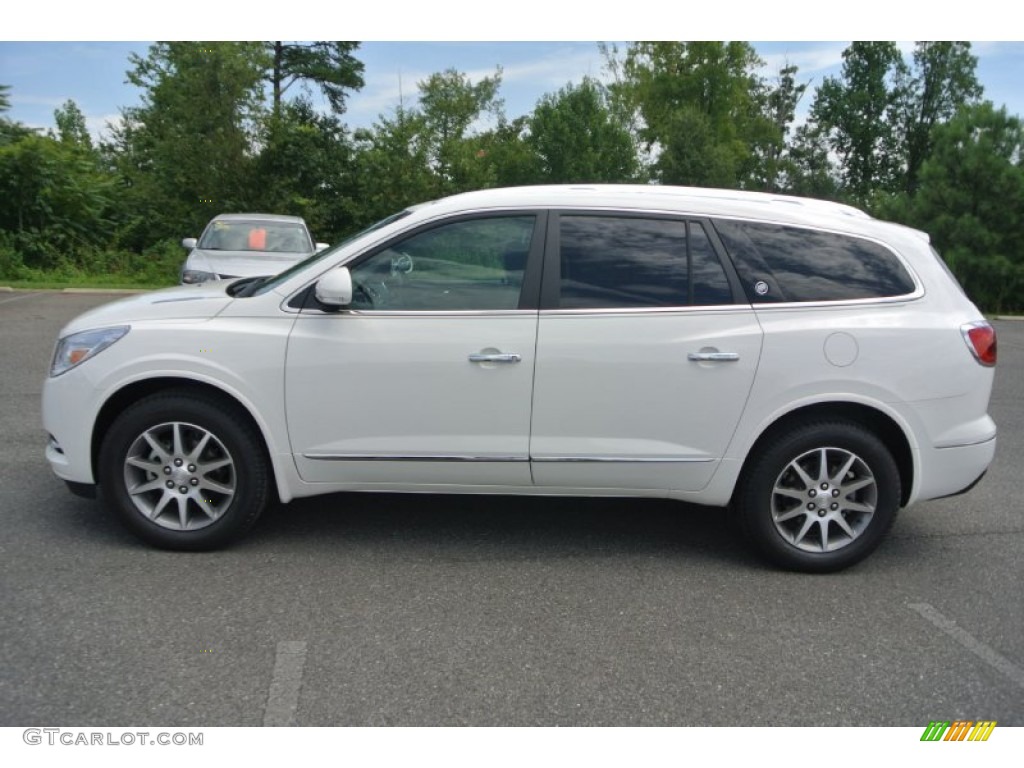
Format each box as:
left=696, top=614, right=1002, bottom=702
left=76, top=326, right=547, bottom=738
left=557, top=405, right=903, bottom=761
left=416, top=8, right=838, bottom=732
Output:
left=469, top=352, right=522, bottom=364
left=687, top=351, right=740, bottom=362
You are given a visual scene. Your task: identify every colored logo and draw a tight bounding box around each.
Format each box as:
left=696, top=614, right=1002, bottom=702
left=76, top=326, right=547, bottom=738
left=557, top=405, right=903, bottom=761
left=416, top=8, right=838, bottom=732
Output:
left=920, top=720, right=996, bottom=741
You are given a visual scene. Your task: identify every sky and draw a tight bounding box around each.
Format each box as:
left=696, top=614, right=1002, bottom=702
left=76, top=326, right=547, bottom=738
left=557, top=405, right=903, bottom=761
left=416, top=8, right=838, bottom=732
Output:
left=2, top=6, right=1023, bottom=142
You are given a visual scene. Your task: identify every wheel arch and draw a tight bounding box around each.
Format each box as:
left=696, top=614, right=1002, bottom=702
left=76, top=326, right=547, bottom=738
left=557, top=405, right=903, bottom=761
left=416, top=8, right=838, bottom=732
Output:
left=91, top=376, right=284, bottom=503
left=733, top=401, right=914, bottom=508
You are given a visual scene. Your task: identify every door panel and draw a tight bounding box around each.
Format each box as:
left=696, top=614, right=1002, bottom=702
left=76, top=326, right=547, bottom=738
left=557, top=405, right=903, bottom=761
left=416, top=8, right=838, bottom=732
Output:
left=530, top=213, right=762, bottom=491
left=286, top=313, right=537, bottom=485
left=530, top=309, right=762, bottom=491
left=285, top=213, right=542, bottom=487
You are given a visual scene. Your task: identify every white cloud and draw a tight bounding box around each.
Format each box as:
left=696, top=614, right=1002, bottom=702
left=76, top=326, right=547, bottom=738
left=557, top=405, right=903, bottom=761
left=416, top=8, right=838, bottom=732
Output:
left=86, top=112, right=123, bottom=142
left=759, top=44, right=847, bottom=78
left=346, top=46, right=607, bottom=128
left=485, top=48, right=606, bottom=88
left=12, top=94, right=67, bottom=109
left=349, top=70, right=431, bottom=121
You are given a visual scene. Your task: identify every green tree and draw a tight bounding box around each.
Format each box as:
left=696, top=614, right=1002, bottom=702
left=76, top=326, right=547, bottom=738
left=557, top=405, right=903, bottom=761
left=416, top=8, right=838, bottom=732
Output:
left=902, top=102, right=1024, bottom=312
left=0, top=132, right=116, bottom=269
left=752, top=63, right=808, bottom=192
left=0, top=85, right=35, bottom=146
left=474, top=115, right=540, bottom=188
left=785, top=122, right=842, bottom=200
left=809, top=42, right=907, bottom=201
left=110, top=42, right=268, bottom=247
left=266, top=42, right=364, bottom=115
left=895, top=42, right=983, bottom=195
left=526, top=78, right=639, bottom=183
left=254, top=98, right=356, bottom=241
left=417, top=68, right=503, bottom=195
left=53, top=99, right=93, bottom=150
left=613, top=41, right=771, bottom=187
left=350, top=106, right=435, bottom=226
left=349, top=68, right=506, bottom=225
left=0, top=86, right=121, bottom=276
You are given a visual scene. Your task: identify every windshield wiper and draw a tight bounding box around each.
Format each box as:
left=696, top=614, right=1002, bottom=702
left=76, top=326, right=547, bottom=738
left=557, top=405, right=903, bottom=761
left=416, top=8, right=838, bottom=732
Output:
left=227, top=276, right=263, bottom=297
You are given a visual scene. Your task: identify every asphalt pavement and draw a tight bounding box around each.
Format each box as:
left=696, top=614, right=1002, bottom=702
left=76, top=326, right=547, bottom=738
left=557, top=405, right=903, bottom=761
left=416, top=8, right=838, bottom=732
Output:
left=1, top=290, right=1021, bottom=726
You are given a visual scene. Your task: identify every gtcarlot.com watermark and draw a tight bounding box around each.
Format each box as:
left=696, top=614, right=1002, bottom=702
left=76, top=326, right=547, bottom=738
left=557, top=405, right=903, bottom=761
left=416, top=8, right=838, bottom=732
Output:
left=23, top=728, right=203, bottom=746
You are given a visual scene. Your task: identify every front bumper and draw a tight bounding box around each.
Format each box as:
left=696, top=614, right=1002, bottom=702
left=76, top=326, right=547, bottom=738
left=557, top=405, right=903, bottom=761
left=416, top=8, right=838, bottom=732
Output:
left=42, top=367, right=99, bottom=486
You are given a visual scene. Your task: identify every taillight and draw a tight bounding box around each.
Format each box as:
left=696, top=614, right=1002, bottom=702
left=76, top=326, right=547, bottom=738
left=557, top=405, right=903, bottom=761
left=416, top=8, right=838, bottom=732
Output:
left=961, top=321, right=997, bottom=366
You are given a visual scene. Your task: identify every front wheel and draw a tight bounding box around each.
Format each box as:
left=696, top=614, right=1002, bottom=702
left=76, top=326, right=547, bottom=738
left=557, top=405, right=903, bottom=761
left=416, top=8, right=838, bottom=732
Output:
left=735, top=421, right=900, bottom=573
left=98, top=391, right=269, bottom=550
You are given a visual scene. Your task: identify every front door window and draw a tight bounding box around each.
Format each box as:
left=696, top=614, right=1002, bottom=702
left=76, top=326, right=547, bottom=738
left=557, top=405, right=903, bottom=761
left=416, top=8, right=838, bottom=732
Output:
left=349, top=216, right=537, bottom=311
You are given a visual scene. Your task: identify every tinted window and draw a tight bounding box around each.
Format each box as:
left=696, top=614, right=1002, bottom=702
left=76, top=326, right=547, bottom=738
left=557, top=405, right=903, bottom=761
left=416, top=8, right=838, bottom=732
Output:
left=689, top=222, right=733, bottom=306
left=349, top=216, right=535, bottom=311
left=713, top=219, right=916, bottom=303
left=558, top=216, right=732, bottom=309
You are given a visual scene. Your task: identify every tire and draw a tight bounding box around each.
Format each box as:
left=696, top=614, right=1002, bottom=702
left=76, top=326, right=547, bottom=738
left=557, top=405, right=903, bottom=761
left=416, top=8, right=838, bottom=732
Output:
left=735, top=421, right=900, bottom=573
left=98, top=390, right=269, bottom=550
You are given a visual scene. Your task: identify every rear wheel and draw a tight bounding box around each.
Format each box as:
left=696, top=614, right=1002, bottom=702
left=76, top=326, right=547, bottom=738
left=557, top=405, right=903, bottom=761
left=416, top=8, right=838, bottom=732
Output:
left=736, top=421, right=900, bottom=572
left=99, top=391, right=269, bottom=550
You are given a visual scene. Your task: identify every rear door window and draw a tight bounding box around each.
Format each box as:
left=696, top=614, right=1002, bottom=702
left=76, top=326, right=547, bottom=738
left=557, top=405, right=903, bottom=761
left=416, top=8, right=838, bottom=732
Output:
left=557, top=215, right=732, bottom=309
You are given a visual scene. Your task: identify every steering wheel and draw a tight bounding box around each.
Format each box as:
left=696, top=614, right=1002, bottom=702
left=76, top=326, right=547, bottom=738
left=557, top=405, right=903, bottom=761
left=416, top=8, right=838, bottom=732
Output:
left=390, top=251, right=414, bottom=277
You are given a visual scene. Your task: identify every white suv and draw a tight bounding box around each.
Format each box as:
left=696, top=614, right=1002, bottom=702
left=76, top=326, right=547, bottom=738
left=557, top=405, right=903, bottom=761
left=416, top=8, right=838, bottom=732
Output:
left=42, top=185, right=997, bottom=571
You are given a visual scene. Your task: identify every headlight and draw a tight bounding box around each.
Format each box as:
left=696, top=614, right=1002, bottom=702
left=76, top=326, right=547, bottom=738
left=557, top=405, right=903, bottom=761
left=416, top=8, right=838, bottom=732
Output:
left=181, top=269, right=218, bottom=284
left=50, top=326, right=130, bottom=377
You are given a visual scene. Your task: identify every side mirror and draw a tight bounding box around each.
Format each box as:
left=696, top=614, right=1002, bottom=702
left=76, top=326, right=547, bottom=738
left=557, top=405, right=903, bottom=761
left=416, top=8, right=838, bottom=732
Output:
left=315, top=242, right=330, bottom=253
left=315, top=267, right=353, bottom=308
left=182, top=238, right=197, bottom=249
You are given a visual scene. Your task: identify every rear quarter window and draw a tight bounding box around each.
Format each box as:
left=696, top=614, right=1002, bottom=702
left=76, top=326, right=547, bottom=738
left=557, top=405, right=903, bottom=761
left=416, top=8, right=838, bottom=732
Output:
left=712, top=219, right=916, bottom=303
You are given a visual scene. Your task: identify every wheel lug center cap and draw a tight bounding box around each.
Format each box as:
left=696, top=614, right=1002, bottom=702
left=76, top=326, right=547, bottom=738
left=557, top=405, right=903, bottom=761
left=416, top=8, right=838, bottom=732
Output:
left=818, top=509, right=826, bottom=517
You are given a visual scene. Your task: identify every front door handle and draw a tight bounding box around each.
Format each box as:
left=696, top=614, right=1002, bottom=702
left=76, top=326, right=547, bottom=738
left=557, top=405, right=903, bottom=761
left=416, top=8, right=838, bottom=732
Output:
left=469, top=352, right=522, bottom=364
left=687, top=351, right=740, bottom=362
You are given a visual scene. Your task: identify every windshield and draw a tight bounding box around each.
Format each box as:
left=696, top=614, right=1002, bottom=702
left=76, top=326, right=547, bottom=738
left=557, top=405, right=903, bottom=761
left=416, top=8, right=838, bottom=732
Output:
left=199, top=220, right=312, bottom=253
left=249, top=209, right=413, bottom=296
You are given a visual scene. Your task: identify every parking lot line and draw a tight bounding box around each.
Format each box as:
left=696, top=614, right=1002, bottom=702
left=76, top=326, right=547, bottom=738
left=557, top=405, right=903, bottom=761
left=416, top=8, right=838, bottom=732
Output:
left=909, top=602, right=1024, bottom=690
left=0, top=291, right=42, bottom=305
left=263, top=640, right=309, bottom=726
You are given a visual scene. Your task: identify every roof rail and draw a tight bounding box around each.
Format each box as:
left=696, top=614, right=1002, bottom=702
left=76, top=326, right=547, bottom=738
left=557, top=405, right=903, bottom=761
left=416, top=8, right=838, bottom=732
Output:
left=616, top=185, right=872, bottom=220
left=440, top=184, right=874, bottom=221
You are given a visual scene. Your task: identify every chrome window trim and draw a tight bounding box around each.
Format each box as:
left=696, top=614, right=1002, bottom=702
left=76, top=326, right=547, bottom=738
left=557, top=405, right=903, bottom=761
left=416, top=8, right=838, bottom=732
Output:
left=748, top=295, right=922, bottom=311
left=538, top=305, right=753, bottom=317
